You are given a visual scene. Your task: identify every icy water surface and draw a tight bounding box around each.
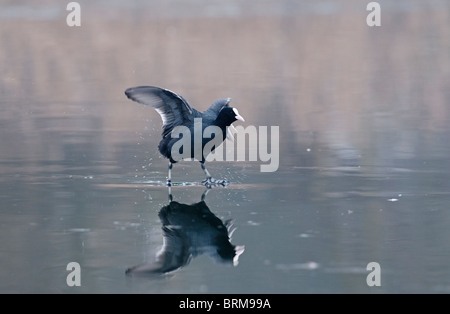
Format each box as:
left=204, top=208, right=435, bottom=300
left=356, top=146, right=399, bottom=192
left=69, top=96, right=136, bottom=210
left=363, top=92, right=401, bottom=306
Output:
left=1, top=0, right=450, bottom=293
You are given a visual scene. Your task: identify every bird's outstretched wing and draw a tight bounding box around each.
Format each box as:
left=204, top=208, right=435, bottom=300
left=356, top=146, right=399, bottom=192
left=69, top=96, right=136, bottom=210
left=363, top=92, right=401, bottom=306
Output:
left=125, top=86, right=194, bottom=138
left=202, top=98, right=231, bottom=120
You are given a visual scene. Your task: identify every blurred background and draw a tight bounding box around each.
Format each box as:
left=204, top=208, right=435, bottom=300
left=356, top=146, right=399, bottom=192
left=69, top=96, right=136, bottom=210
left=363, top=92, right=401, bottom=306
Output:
left=0, top=0, right=449, bottom=293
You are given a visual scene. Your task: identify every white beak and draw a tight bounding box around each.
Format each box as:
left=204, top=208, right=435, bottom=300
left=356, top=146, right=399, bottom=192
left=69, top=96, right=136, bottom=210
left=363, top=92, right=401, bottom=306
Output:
left=233, top=108, right=245, bottom=122
left=236, top=114, right=245, bottom=122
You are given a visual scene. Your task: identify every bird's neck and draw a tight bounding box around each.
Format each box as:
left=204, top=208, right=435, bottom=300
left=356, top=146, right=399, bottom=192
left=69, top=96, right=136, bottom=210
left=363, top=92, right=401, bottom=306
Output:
left=213, top=116, right=232, bottom=129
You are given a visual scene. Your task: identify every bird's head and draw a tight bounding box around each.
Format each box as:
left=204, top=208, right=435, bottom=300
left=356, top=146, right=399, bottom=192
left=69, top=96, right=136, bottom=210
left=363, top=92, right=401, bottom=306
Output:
left=218, top=107, right=245, bottom=126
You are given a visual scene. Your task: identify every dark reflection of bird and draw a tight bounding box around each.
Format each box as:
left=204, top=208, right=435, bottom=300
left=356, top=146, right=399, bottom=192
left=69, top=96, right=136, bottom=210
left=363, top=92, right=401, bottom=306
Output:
left=125, top=86, right=245, bottom=187
left=126, top=189, right=244, bottom=276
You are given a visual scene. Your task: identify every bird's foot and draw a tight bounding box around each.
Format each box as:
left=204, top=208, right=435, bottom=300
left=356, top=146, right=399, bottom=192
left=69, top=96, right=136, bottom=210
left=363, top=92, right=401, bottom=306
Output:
left=202, top=177, right=229, bottom=188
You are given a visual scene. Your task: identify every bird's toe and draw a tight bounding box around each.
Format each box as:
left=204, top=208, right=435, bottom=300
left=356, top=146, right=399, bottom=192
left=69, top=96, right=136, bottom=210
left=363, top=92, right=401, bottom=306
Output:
left=202, top=177, right=229, bottom=188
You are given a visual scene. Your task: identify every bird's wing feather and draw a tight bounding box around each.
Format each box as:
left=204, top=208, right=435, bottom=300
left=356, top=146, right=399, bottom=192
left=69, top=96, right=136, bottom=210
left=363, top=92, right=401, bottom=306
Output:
left=125, top=86, right=194, bottom=137
left=125, top=225, right=191, bottom=275
left=203, top=98, right=231, bottom=120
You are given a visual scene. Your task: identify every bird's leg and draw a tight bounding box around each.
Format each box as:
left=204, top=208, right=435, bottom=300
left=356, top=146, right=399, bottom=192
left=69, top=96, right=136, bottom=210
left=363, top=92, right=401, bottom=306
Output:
left=167, top=162, right=173, bottom=201
left=167, top=162, right=172, bottom=187
left=200, top=162, right=213, bottom=188
left=201, top=188, right=210, bottom=201
left=200, top=162, right=211, bottom=180
left=168, top=185, right=173, bottom=202
left=200, top=162, right=229, bottom=188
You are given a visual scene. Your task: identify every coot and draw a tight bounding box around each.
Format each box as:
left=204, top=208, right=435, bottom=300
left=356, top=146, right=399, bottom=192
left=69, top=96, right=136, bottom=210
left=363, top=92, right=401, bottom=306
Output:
left=125, top=86, right=244, bottom=187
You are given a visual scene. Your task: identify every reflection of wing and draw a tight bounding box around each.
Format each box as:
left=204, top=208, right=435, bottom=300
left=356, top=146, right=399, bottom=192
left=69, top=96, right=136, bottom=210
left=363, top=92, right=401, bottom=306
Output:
left=125, top=86, right=194, bottom=138
left=155, top=225, right=192, bottom=273
left=126, top=225, right=191, bottom=275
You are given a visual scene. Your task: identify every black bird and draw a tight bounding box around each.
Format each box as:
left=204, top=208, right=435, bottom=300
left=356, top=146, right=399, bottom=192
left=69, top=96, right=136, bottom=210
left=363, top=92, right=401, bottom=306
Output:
left=126, top=189, right=245, bottom=275
left=125, top=86, right=245, bottom=187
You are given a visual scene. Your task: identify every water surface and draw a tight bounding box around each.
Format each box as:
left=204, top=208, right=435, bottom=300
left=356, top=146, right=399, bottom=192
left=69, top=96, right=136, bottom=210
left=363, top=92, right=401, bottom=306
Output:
left=0, top=0, right=450, bottom=293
